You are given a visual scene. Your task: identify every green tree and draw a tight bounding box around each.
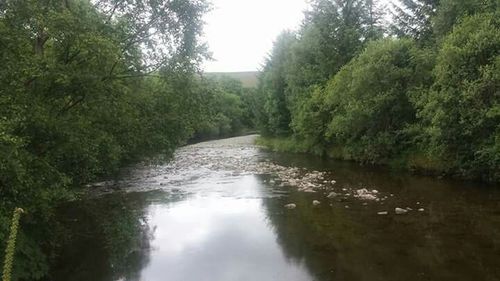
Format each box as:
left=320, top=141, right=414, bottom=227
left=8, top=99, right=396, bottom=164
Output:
left=391, top=0, right=440, bottom=43
left=418, top=13, right=500, bottom=180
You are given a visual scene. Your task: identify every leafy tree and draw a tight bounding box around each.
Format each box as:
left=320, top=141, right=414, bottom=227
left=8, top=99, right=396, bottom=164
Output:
left=320, top=39, right=432, bottom=162
left=258, top=32, right=295, bottom=136
left=391, top=0, right=440, bottom=43
left=418, top=13, right=500, bottom=180
left=432, top=0, right=498, bottom=38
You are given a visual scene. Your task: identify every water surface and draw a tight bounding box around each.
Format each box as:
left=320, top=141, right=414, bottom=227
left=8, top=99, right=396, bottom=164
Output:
left=51, top=135, right=500, bottom=281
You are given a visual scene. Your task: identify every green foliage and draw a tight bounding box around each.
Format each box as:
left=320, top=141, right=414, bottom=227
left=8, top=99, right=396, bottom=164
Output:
left=321, top=39, right=433, bottom=163
left=433, top=0, right=498, bottom=38
left=418, top=13, right=500, bottom=180
left=258, top=32, right=295, bottom=136
left=191, top=75, right=256, bottom=141
left=391, top=0, right=440, bottom=43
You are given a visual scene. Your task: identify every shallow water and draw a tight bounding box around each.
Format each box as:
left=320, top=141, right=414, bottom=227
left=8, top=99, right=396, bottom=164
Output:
left=50, top=135, right=500, bottom=281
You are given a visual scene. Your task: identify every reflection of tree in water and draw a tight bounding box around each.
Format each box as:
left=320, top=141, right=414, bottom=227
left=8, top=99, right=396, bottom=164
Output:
left=49, top=191, right=163, bottom=281
left=259, top=164, right=500, bottom=281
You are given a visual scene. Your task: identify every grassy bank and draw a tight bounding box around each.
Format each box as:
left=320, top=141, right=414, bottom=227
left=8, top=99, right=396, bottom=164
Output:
left=256, top=136, right=464, bottom=181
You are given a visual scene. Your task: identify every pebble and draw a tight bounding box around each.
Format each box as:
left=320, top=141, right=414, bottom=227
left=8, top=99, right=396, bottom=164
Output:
left=395, top=207, right=408, bottom=215
left=284, top=203, right=296, bottom=209
left=327, top=192, right=339, bottom=198
left=377, top=211, right=388, bottom=215
left=418, top=208, right=425, bottom=212
left=312, top=200, right=321, bottom=206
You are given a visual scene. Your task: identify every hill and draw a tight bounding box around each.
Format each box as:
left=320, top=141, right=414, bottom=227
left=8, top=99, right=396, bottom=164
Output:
left=205, top=71, right=259, bottom=88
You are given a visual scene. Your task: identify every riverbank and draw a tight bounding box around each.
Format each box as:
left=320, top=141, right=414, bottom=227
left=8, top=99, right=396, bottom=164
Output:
left=256, top=136, right=497, bottom=184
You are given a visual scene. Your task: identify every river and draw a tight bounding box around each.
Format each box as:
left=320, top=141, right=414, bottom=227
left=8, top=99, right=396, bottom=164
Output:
left=49, top=135, right=500, bottom=281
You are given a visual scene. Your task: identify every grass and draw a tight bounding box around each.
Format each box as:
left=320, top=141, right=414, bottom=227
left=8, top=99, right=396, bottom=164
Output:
left=256, top=136, right=452, bottom=178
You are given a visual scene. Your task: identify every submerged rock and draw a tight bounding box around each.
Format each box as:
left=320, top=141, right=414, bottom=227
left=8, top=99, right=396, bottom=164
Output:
left=395, top=207, right=408, bottom=215
left=377, top=211, right=388, bottom=215
left=354, top=188, right=378, bottom=200
left=327, top=192, right=339, bottom=198
left=284, top=203, right=296, bottom=209
left=418, top=208, right=425, bottom=212
left=312, top=200, right=321, bottom=206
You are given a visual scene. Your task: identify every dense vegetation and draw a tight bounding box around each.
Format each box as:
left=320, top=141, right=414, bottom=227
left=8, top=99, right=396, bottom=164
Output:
left=256, top=0, right=499, bottom=182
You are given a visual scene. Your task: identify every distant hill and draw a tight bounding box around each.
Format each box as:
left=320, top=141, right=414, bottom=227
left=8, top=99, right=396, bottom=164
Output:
left=205, top=71, right=259, bottom=88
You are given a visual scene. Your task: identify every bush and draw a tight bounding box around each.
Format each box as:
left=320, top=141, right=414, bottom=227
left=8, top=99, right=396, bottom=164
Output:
left=418, top=13, right=500, bottom=181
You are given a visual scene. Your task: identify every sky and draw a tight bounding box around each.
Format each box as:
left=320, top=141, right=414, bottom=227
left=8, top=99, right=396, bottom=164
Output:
left=201, top=0, right=395, bottom=73
left=202, top=0, right=308, bottom=73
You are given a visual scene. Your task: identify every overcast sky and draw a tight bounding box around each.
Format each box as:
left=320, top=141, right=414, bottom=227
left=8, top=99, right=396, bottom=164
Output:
left=201, top=0, right=394, bottom=73
left=202, top=0, right=308, bottom=73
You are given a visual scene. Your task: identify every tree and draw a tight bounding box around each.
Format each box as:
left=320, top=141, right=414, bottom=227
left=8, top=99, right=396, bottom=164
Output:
left=418, top=13, right=500, bottom=180
left=258, top=31, right=296, bottom=136
left=391, top=0, right=440, bottom=43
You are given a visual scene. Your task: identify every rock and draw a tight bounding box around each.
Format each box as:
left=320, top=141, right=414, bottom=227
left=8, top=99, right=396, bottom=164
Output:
left=284, top=203, right=296, bottom=209
left=327, top=192, right=339, bottom=198
left=342, top=188, right=347, bottom=191
left=302, top=188, right=316, bottom=193
left=312, top=200, right=321, bottom=206
left=406, top=207, right=413, bottom=211
left=362, top=202, right=368, bottom=206
left=355, top=188, right=377, bottom=200
left=372, top=189, right=379, bottom=194
left=395, top=207, right=408, bottom=215
left=331, top=180, right=337, bottom=184
left=377, top=211, right=388, bottom=215
left=418, top=208, right=425, bottom=212
left=344, top=205, right=350, bottom=209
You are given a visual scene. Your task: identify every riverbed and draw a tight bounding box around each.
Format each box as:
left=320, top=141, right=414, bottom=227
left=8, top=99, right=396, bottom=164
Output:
left=50, top=135, right=500, bottom=281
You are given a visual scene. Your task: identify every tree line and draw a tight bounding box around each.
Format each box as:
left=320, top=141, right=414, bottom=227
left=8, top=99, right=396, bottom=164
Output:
left=255, top=0, right=499, bottom=182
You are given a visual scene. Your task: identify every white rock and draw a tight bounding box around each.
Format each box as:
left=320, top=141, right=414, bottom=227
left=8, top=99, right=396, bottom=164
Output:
left=395, top=207, right=408, bottom=215
left=406, top=207, right=413, bottom=211
left=418, top=208, right=425, bottom=212
left=327, top=192, right=339, bottom=198
left=284, top=203, right=296, bottom=209
left=377, top=211, right=388, bottom=215
left=312, top=200, right=321, bottom=206
left=372, top=189, right=379, bottom=194
left=345, top=205, right=350, bottom=209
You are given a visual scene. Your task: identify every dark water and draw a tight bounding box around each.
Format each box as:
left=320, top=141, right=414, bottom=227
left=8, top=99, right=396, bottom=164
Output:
left=50, top=135, right=500, bottom=281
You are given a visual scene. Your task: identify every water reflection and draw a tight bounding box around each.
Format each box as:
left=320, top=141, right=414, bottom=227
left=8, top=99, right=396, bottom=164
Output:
left=260, top=152, right=500, bottom=281
left=52, top=175, right=314, bottom=281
